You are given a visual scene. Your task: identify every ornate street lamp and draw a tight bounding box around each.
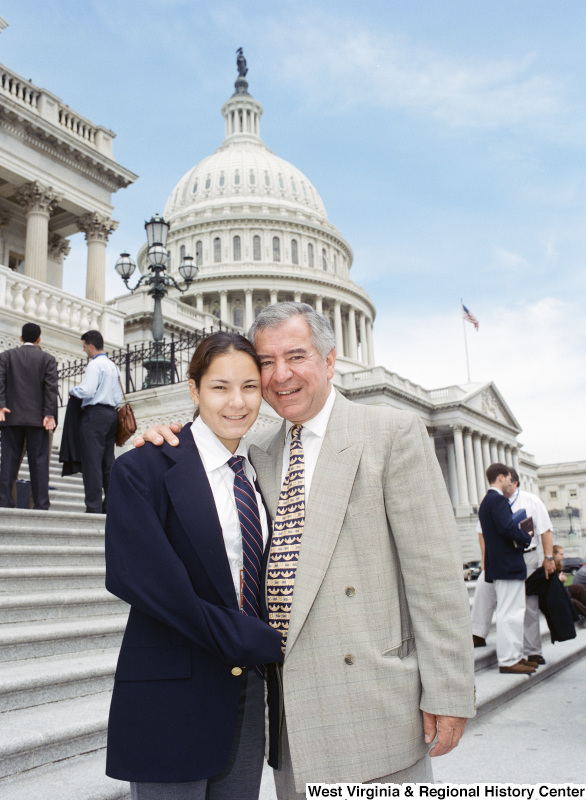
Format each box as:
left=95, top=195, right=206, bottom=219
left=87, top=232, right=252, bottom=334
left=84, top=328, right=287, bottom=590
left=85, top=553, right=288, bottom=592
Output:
left=115, top=214, right=198, bottom=386
left=566, top=502, right=575, bottom=536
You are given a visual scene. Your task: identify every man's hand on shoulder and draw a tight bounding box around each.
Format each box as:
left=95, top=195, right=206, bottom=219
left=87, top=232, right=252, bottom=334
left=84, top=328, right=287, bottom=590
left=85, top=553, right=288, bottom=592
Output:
left=133, top=422, right=183, bottom=448
left=422, top=712, right=467, bottom=757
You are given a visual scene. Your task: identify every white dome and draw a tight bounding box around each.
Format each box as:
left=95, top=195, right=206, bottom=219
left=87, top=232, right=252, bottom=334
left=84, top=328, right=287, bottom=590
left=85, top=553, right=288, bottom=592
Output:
left=164, top=85, right=328, bottom=224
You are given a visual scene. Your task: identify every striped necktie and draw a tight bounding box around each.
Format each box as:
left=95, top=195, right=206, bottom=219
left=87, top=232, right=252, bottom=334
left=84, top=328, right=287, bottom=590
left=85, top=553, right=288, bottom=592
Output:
left=227, top=456, right=263, bottom=620
left=267, top=424, right=305, bottom=651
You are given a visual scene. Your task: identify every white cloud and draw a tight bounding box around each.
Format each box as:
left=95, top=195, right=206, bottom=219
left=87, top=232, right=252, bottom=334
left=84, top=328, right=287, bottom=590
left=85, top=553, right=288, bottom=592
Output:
left=373, top=297, right=586, bottom=464
left=258, top=16, right=564, bottom=131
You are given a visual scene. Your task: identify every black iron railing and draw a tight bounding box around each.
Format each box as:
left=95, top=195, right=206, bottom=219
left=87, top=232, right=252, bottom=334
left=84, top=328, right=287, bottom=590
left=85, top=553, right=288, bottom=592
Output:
left=56, top=327, right=230, bottom=406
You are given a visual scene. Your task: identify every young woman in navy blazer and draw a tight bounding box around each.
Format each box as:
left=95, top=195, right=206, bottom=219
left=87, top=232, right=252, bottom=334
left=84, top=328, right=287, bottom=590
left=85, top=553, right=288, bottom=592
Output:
left=105, top=332, right=283, bottom=799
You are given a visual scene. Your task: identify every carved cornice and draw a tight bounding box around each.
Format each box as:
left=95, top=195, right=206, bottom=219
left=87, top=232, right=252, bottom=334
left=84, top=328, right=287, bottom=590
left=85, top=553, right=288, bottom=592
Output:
left=77, top=212, right=118, bottom=243
left=0, top=111, right=136, bottom=191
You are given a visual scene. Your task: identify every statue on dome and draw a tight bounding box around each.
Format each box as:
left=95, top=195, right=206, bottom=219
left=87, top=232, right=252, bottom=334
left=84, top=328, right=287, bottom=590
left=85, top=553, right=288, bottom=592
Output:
left=236, top=48, right=248, bottom=77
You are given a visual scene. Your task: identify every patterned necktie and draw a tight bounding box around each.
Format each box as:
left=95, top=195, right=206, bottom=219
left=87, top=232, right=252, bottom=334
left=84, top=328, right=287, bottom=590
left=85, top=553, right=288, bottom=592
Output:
left=267, top=424, right=305, bottom=651
left=227, top=456, right=263, bottom=620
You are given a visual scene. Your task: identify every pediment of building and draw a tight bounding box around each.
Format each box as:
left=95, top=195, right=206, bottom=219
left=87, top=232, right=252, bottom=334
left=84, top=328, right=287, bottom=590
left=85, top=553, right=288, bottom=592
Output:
left=462, top=383, right=521, bottom=431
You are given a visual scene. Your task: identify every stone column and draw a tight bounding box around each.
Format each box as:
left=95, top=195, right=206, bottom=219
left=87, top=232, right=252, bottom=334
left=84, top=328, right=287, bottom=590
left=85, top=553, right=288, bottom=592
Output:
left=315, top=296, right=323, bottom=314
left=333, top=300, right=344, bottom=356
left=453, top=425, right=470, bottom=515
left=220, top=290, right=228, bottom=324
left=347, top=306, right=358, bottom=360
left=366, top=317, right=375, bottom=366
left=447, top=441, right=459, bottom=509
left=196, top=293, right=204, bottom=313
left=270, top=289, right=278, bottom=305
left=472, top=433, right=486, bottom=504
left=498, top=442, right=506, bottom=463
left=490, top=439, right=498, bottom=463
left=294, top=291, right=302, bottom=303
left=481, top=436, right=491, bottom=477
left=359, top=312, right=368, bottom=365
left=0, top=210, right=10, bottom=266
left=504, top=444, right=512, bottom=467
left=512, top=447, right=520, bottom=473
left=77, top=212, right=118, bottom=304
left=47, top=234, right=71, bottom=289
left=463, top=429, right=479, bottom=506
left=15, top=181, right=61, bottom=283
left=244, top=289, right=253, bottom=331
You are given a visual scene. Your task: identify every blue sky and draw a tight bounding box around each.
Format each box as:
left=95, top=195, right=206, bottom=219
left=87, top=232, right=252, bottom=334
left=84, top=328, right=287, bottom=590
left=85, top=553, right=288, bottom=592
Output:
left=2, top=1, right=585, bottom=464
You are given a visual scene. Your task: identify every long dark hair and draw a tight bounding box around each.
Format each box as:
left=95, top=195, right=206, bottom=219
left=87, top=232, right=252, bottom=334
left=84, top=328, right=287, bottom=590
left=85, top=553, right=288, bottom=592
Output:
left=188, top=332, right=261, bottom=418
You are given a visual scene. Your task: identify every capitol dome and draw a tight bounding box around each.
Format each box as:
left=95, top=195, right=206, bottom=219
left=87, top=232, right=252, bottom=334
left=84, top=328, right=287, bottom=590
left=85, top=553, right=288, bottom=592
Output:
left=135, top=59, right=377, bottom=371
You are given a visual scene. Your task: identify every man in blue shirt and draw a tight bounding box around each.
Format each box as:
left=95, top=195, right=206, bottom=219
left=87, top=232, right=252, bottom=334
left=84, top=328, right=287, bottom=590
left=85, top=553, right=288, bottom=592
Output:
left=70, top=330, right=122, bottom=513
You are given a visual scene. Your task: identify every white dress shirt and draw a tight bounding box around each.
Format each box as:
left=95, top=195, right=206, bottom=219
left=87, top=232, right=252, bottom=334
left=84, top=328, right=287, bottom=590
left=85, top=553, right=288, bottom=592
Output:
left=280, top=385, right=336, bottom=503
left=190, top=415, right=269, bottom=606
left=70, top=353, right=123, bottom=409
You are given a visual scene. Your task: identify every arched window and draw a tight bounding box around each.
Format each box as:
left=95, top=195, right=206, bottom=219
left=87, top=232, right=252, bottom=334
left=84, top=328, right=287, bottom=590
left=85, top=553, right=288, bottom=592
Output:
left=333, top=253, right=337, bottom=272
left=219, top=172, right=225, bottom=187
left=273, top=236, right=281, bottom=262
left=192, top=181, right=198, bottom=194
left=264, top=171, right=271, bottom=187
left=180, top=245, right=186, bottom=261
left=205, top=174, right=211, bottom=190
left=253, top=235, right=261, bottom=261
left=233, top=306, right=244, bottom=328
left=322, top=249, right=327, bottom=271
left=291, top=239, right=298, bottom=265
left=213, top=237, right=221, bottom=263
left=234, top=169, right=240, bottom=186
left=249, top=170, right=256, bottom=185
left=290, top=178, right=297, bottom=193
left=233, top=235, right=241, bottom=261
left=196, top=240, right=203, bottom=266
left=308, top=243, right=314, bottom=268
left=278, top=174, right=284, bottom=189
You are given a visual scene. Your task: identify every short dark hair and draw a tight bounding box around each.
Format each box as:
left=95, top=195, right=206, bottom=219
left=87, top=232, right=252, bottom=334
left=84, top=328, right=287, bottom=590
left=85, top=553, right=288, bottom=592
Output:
left=81, top=330, right=104, bottom=350
left=187, top=331, right=261, bottom=418
left=21, top=322, right=41, bottom=343
left=509, top=468, right=520, bottom=485
left=486, top=462, right=510, bottom=485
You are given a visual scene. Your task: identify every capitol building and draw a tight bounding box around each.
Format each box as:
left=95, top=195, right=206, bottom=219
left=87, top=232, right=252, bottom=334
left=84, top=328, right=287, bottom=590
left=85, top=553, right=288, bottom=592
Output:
left=2, top=32, right=579, bottom=559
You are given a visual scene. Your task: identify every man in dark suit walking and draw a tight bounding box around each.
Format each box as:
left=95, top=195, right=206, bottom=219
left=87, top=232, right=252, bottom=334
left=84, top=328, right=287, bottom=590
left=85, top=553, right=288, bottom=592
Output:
left=478, top=462, right=535, bottom=675
left=0, top=323, right=58, bottom=510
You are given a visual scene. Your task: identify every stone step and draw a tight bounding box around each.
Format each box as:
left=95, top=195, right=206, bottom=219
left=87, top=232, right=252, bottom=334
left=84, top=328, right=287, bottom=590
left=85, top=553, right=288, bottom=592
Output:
left=0, top=567, right=106, bottom=594
left=472, top=621, right=586, bottom=721
left=0, top=615, right=127, bottom=662
left=0, top=649, right=119, bottom=712
left=0, top=749, right=129, bottom=800
left=0, top=525, right=104, bottom=548
left=0, top=690, right=113, bottom=780
left=0, top=508, right=105, bottom=534
left=0, top=589, right=126, bottom=624
left=0, top=545, right=105, bottom=568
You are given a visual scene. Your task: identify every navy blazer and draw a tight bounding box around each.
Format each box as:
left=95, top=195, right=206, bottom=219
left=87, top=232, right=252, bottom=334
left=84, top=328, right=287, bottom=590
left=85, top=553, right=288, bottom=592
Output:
left=478, top=488, right=532, bottom=582
left=105, top=427, right=283, bottom=782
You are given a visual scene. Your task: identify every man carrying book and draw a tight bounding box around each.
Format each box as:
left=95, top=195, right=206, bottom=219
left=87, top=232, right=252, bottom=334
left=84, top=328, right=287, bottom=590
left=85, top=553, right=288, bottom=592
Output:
left=478, top=463, right=535, bottom=675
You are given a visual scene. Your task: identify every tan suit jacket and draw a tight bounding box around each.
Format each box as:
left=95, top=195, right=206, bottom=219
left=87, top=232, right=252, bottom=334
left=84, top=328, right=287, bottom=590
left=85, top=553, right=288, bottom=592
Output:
left=249, top=392, right=475, bottom=787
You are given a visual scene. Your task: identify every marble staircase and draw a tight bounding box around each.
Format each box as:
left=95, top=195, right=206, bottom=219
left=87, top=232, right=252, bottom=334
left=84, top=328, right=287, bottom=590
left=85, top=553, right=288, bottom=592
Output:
left=0, top=452, right=584, bottom=798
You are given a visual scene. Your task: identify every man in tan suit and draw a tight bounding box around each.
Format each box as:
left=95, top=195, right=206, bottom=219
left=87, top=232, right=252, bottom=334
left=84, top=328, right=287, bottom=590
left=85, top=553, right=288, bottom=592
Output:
left=140, top=302, right=475, bottom=795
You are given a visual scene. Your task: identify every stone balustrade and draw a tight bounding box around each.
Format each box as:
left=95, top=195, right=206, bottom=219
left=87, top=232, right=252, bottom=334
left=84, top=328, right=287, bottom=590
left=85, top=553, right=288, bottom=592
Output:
left=0, top=264, right=125, bottom=347
left=0, top=61, right=114, bottom=157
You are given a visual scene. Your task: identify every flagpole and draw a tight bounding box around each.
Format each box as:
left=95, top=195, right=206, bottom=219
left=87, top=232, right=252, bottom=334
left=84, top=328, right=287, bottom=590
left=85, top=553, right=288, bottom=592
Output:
left=461, top=298, right=471, bottom=383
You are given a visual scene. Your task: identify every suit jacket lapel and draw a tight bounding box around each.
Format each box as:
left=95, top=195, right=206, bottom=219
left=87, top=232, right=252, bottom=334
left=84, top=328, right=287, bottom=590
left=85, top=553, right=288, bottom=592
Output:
left=163, top=427, right=237, bottom=610
left=286, top=395, right=362, bottom=654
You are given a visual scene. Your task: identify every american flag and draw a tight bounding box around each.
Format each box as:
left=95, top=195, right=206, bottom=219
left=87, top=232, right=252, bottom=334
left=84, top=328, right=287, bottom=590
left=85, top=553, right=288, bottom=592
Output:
left=462, top=303, right=479, bottom=331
